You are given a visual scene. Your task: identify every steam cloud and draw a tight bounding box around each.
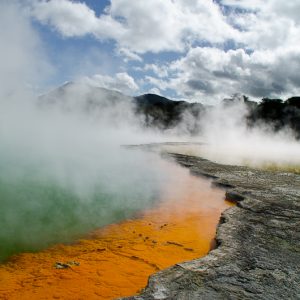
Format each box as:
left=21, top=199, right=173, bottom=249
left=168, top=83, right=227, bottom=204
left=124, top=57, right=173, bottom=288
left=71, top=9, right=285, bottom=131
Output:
left=199, top=98, right=300, bottom=168
left=0, top=1, right=299, bottom=261
left=0, top=2, right=174, bottom=261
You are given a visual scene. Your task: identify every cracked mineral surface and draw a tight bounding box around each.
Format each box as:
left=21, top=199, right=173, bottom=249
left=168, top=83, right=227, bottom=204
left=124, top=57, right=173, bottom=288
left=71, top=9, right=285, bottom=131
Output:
left=123, top=152, right=300, bottom=300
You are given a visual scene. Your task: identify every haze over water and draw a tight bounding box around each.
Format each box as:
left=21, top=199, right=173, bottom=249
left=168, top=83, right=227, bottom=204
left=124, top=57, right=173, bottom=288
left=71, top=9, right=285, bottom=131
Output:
left=0, top=158, right=232, bottom=299
left=1, top=0, right=300, bottom=262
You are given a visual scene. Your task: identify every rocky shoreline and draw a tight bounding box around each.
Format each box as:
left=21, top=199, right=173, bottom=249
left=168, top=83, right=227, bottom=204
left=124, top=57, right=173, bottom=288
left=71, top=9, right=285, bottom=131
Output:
left=122, top=153, right=300, bottom=300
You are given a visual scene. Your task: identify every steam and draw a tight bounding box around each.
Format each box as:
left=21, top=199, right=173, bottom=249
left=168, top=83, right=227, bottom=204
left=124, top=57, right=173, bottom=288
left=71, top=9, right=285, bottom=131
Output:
left=0, top=2, right=174, bottom=261
left=172, top=96, right=300, bottom=170
left=1, top=1, right=299, bottom=263
left=0, top=73, right=173, bottom=261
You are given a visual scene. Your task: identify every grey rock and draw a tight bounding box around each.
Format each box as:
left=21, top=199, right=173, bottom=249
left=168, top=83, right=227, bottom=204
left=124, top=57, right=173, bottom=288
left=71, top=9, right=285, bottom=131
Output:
left=54, top=262, right=70, bottom=269
left=121, top=153, right=300, bottom=300
left=54, top=261, right=80, bottom=269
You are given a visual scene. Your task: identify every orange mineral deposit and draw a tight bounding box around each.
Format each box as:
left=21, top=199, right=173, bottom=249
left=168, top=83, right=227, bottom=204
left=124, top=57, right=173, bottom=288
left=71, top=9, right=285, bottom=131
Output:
left=0, top=160, right=232, bottom=300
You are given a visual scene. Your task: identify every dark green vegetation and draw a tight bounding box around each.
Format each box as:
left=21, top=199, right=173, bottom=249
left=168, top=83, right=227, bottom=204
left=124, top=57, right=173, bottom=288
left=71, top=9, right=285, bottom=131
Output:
left=41, top=83, right=300, bottom=138
left=134, top=94, right=300, bottom=138
left=134, top=94, right=205, bottom=133
left=247, top=97, right=300, bottom=138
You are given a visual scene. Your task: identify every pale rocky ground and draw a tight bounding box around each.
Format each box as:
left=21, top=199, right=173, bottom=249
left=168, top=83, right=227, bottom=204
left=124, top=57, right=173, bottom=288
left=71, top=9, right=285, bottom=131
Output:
left=122, top=151, right=300, bottom=300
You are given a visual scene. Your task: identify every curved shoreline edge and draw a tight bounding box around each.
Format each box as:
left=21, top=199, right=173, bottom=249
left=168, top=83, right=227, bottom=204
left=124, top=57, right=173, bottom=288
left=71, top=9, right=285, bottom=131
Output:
left=122, top=153, right=300, bottom=300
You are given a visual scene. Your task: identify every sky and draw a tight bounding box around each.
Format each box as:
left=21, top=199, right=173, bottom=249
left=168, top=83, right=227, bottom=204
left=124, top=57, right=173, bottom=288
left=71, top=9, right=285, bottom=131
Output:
left=3, top=0, right=300, bottom=103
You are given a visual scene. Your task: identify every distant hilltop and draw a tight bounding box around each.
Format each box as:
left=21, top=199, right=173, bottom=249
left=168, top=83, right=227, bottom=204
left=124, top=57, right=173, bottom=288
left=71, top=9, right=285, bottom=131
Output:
left=39, top=82, right=300, bottom=139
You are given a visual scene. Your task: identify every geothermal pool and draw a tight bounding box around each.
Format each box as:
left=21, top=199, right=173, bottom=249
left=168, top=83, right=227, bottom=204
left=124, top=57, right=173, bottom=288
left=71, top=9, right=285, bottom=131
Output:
left=0, top=155, right=232, bottom=299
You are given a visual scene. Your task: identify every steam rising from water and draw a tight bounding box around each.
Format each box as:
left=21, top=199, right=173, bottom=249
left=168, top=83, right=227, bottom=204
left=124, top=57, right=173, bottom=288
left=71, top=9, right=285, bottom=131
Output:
left=0, top=83, right=178, bottom=261
left=199, top=100, right=300, bottom=169
left=0, top=2, right=299, bottom=262
left=0, top=2, right=175, bottom=261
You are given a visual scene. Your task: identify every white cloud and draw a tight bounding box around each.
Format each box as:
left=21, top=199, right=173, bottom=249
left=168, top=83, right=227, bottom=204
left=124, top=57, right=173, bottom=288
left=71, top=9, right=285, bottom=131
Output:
left=29, top=0, right=300, bottom=101
left=31, top=0, right=239, bottom=54
left=147, top=46, right=300, bottom=102
left=145, top=76, right=169, bottom=92
left=223, top=0, right=300, bottom=51
left=32, top=0, right=98, bottom=36
left=144, top=64, right=169, bottom=78
left=269, top=1, right=300, bottom=24
left=82, top=72, right=139, bottom=94
left=117, top=48, right=142, bottom=62
left=32, top=0, right=124, bottom=39
left=222, top=0, right=300, bottom=23
left=147, top=87, right=161, bottom=95
left=220, top=0, right=262, bottom=10
left=134, top=0, right=300, bottom=101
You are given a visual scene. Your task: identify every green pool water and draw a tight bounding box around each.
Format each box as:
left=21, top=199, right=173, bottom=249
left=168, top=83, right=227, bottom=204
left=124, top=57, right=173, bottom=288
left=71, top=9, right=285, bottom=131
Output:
left=0, top=149, right=165, bottom=262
